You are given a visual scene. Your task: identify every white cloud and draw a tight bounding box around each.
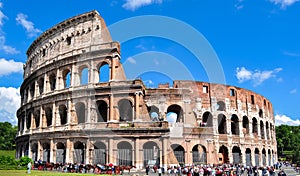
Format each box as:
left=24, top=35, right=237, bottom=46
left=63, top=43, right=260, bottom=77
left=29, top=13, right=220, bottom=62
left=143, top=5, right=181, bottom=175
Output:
left=16, top=13, right=42, bottom=38
left=127, top=57, right=137, bottom=64
left=0, top=87, right=20, bottom=125
left=275, top=114, right=300, bottom=126
left=144, top=80, right=155, bottom=87
left=235, top=0, right=244, bottom=10
left=236, top=67, right=282, bottom=86
left=290, top=89, right=297, bottom=94
left=270, top=0, right=300, bottom=9
left=122, top=0, right=163, bottom=11
left=0, top=58, right=23, bottom=76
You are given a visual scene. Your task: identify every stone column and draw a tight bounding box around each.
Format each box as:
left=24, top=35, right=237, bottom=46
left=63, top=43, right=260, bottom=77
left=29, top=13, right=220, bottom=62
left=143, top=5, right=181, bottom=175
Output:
left=43, top=73, right=48, bottom=93
left=28, top=142, right=32, bottom=160
left=108, top=138, right=114, bottom=164
left=38, top=140, right=42, bottom=161
left=206, top=139, right=214, bottom=165
left=39, top=106, right=43, bottom=128
left=251, top=149, right=255, bottom=166
left=65, top=139, right=71, bottom=163
left=56, top=69, right=60, bottom=90
left=134, top=91, right=140, bottom=121
left=67, top=99, right=71, bottom=124
left=162, top=137, right=168, bottom=168
left=135, top=138, right=142, bottom=169
left=85, top=139, right=90, bottom=164
left=109, top=95, right=115, bottom=121
left=50, top=139, right=54, bottom=163
left=52, top=103, right=56, bottom=128
left=110, top=57, right=115, bottom=80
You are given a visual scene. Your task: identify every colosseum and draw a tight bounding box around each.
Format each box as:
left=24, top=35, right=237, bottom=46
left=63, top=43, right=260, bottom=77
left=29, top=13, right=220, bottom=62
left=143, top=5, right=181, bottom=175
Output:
left=16, top=10, right=277, bottom=169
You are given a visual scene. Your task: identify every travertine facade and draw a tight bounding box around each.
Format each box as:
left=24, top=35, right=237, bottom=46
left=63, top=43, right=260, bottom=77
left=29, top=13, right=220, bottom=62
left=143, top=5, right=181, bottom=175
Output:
left=16, top=10, right=277, bottom=169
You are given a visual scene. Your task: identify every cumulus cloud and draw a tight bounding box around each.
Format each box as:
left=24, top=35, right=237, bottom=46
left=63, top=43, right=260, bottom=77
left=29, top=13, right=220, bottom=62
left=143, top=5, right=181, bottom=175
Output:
left=236, top=67, right=282, bottom=86
left=270, top=0, right=300, bottom=9
left=0, top=58, right=23, bottom=76
left=275, top=114, right=300, bottom=126
left=122, top=0, right=163, bottom=11
left=0, top=3, right=19, bottom=54
left=0, top=87, right=20, bottom=125
left=16, top=13, right=42, bottom=38
left=290, top=89, right=297, bottom=94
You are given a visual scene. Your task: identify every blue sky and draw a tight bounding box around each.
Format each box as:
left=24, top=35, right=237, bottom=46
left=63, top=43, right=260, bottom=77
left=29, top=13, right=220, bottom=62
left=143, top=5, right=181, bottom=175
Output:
left=0, top=0, right=300, bottom=126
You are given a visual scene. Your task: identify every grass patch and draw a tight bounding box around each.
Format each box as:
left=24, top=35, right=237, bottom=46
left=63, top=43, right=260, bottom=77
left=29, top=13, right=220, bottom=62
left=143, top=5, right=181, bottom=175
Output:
left=0, top=150, right=15, bottom=158
left=0, top=170, right=112, bottom=175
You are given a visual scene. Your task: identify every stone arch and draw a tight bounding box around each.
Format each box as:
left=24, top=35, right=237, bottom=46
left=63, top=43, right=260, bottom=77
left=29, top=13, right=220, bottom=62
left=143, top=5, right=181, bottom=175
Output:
left=242, top=116, right=249, bottom=135
left=75, top=102, right=85, bottom=124
left=266, top=122, right=270, bottom=139
left=29, top=83, right=35, bottom=99
left=31, top=143, right=38, bottom=161
left=218, top=145, right=229, bottom=164
left=62, top=69, right=71, bottom=88
left=26, top=111, right=32, bottom=130
left=202, top=111, right=213, bottom=127
left=49, top=73, right=56, bottom=91
left=34, top=110, right=40, bottom=128
left=98, top=62, right=110, bottom=82
left=96, top=100, right=108, bottom=122
left=143, top=141, right=160, bottom=167
left=56, top=142, right=66, bottom=163
left=245, top=148, right=252, bottom=166
left=118, top=99, right=133, bottom=122
left=167, top=104, right=184, bottom=123
left=74, top=141, right=85, bottom=164
left=148, top=105, right=160, bottom=121
left=171, top=144, right=185, bottom=165
left=232, top=146, right=241, bottom=164
left=192, top=144, right=207, bottom=164
left=260, top=120, right=265, bottom=139
left=38, top=77, right=44, bottom=95
left=217, top=101, right=225, bottom=111
left=79, top=66, right=89, bottom=85
left=94, top=141, right=106, bottom=164
left=218, top=114, right=227, bottom=134
left=252, top=117, right=258, bottom=135
left=255, top=148, right=260, bottom=166
left=42, top=142, right=50, bottom=162
left=117, top=141, right=133, bottom=166
left=231, top=114, right=239, bottom=135
left=262, top=148, right=266, bottom=166
left=59, top=104, right=67, bottom=125
left=45, top=107, right=52, bottom=127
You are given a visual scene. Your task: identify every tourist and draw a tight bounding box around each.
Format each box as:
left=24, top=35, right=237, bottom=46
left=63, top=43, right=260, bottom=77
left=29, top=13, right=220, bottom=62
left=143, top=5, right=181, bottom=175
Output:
left=157, top=166, right=162, bottom=176
left=27, top=161, right=32, bottom=174
left=146, top=165, right=150, bottom=175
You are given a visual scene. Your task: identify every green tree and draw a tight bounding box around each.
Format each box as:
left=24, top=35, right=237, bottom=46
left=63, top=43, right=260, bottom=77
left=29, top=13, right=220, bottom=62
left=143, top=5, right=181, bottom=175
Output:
left=0, top=122, right=17, bottom=150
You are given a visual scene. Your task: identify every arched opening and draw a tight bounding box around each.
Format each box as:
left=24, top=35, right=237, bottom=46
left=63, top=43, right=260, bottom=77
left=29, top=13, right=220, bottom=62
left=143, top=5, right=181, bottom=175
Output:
left=25, top=143, right=29, bottom=156
left=30, top=83, right=35, bottom=99
left=147, top=105, right=160, bottom=121
left=75, top=102, right=85, bottom=124
left=255, top=148, right=260, bottom=166
left=49, top=73, right=56, bottom=91
left=171, top=144, right=185, bottom=165
left=218, top=145, right=229, bottom=164
left=80, top=67, right=89, bottom=85
left=266, top=122, right=270, bottom=139
left=231, top=114, right=239, bottom=135
left=63, top=70, right=71, bottom=88
left=45, top=107, right=52, bottom=127
left=259, top=109, right=263, bottom=118
left=167, top=104, right=184, bottom=123
left=59, top=105, right=67, bottom=125
left=56, top=142, right=66, bottom=164
left=94, top=142, right=106, bottom=164
left=117, top=141, right=132, bottom=166
left=38, top=78, right=44, bottom=95
left=43, top=143, right=50, bottom=162
left=246, top=148, right=252, bottom=166
left=99, top=63, right=110, bottom=82
left=202, top=112, right=213, bottom=127
left=26, top=111, right=32, bottom=130
left=34, top=110, right=40, bottom=128
left=118, top=99, right=133, bottom=122
left=232, top=146, right=241, bottom=164
left=143, top=141, right=160, bottom=167
left=242, top=116, right=249, bottom=135
left=262, top=148, right=266, bottom=166
left=96, top=100, right=108, bottom=122
left=192, top=144, right=207, bottom=164
left=217, top=101, right=225, bottom=111
left=74, top=141, right=85, bottom=164
left=31, top=143, right=38, bottom=161
left=218, top=114, right=227, bottom=134
left=252, top=118, right=258, bottom=135
left=260, top=120, right=265, bottom=139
